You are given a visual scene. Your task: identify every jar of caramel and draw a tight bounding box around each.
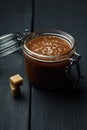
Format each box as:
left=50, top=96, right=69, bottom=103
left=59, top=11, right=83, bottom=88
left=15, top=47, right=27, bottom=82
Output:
left=23, top=30, right=81, bottom=89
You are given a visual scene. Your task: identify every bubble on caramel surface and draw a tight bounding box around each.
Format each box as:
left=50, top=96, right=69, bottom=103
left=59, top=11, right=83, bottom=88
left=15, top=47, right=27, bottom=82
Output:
left=27, top=35, right=71, bottom=56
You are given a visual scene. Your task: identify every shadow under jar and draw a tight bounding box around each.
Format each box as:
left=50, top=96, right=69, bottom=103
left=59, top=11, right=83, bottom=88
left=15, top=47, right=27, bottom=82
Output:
left=23, top=30, right=81, bottom=89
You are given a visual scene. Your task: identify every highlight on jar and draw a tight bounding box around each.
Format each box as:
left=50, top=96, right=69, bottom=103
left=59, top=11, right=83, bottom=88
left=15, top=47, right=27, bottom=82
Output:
left=23, top=30, right=81, bottom=89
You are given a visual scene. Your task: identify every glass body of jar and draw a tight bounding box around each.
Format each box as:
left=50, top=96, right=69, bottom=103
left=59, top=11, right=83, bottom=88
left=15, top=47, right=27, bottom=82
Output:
left=23, top=30, right=80, bottom=89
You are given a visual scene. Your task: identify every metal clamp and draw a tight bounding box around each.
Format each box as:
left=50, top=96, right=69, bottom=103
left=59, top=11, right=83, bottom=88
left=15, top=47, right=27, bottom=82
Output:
left=66, top=52, right=81, bottom=89
left=16, top=29, right=29, bottom=41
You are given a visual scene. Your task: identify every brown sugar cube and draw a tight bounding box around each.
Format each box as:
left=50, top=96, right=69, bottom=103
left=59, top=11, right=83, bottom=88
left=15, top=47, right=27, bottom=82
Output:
left=10, top=84, right=21, bottom=97
left=10, top=74, right=23, bottom=87
left=10, top=74, right=23, bottom=97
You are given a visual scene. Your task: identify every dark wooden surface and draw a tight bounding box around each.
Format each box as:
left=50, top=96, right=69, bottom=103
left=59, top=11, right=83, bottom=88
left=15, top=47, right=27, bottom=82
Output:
left=0, top=0, right=87, bottom=130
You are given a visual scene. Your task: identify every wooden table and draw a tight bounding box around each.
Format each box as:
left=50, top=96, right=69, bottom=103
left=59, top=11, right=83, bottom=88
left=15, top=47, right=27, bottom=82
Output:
left=0, top=0, right=87, bottom=130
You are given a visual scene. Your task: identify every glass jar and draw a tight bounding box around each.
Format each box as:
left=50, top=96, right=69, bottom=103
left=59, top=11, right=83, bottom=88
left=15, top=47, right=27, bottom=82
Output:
left=23, top=30, right=81, bottom=89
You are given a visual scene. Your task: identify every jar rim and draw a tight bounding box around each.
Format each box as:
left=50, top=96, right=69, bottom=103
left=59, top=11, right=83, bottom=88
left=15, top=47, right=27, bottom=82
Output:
left=23, top=30, right=76, bottom=62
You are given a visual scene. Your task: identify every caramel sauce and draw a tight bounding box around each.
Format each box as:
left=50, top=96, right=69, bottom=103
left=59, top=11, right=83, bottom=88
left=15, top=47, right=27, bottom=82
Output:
left=27, top=35, right=71, bottom=56
left=24, top=35, right=74, bottom=89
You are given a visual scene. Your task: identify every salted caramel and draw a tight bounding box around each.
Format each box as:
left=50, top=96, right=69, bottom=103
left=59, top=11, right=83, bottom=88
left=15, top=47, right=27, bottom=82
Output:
left=27, top=35, right=71, bottom=56
left=23, top=31, right=76, bottom=89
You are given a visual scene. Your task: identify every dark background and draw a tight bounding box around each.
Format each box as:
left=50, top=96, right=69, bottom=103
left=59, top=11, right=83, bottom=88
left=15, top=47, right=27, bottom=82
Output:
left=0, top=0, right=87, bottom=130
